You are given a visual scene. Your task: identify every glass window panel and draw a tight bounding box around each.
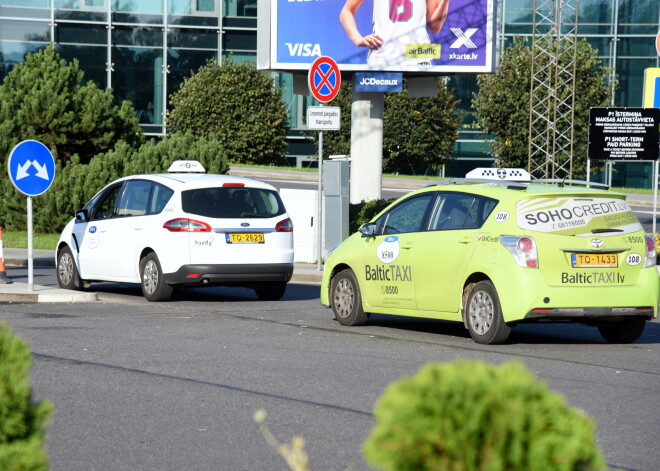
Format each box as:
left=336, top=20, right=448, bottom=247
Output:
left=380, top=194, right=434, bottom=234
left=579, top=0, right=613, bottom=24
left=112, top=0, right=161, bottom=14
left=58, top=44, right=107, bottom=88
left=583, top=36, right=611, bottom=57
left=56, top=23, right=106, bottom=45
left=113, top=47, right=164, bottom=125
left=617, top=37, right=655, bottom=57
left=196, top=0, right=215, bottom=13
left=167, top=15, right=218, bottom=27
left=223, top=0, right=237, bottom=16
left=55, top=0, right=105, bottom=9
left=0, top=5, right=49, bottom=18
left=111, top=12, right=163, bottom=24
left=55, top=9, right=107, bottom=21
left=221, top=51, right=254, bottom=63
left=615, top=58, right=656, bottom=107
left=167, top=48, right=215, bottom=95
left=274, top=72, right=298, bottom=128
left=222, top=29, right=256, bottom=50
left=168, top=28, right=218, bottom=49
left=112, top=26, right=162, bottom=47
left=617, top=0, right=659, bottom=25
left=504, top=0, right=533, bottom=24
left=0, top=20, right=50, bottom=42
left=0, top=41, right=43, bottom=79
left=618, top=25, right=658, bottom=35
left=0, top=0, right=48, bottom=6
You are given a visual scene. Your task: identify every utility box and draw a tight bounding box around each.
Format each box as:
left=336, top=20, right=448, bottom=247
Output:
left=323, top=159, right=350, bottom=255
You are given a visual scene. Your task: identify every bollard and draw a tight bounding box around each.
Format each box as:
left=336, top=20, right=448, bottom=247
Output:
left=0, top=227, right=13, bottom=284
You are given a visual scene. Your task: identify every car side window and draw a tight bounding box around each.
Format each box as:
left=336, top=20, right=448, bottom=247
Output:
left=118, top=180, right=152, bottom=217
left=379, top=194, right=434, bottom=235
left=429, top=194, right=476, bottom=231
left=91, top=184, right=123, bottom=220
left=149, top=183, right=174, bottom=214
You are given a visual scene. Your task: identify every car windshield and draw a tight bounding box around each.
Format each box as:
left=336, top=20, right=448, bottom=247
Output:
left=516, top=196, right=643, bottom=236
left=182, top=187, right=286, bottom=219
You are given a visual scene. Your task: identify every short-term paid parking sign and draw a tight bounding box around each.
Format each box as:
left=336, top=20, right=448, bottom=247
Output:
left=8, top=140, right=56, bottom=196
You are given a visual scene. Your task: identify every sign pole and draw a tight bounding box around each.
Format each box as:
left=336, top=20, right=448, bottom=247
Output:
left=27, top=196, right=33, bottom=291
left=317, top=130, right=323, bottom=271
left=654, top=160, right=659, bottom=235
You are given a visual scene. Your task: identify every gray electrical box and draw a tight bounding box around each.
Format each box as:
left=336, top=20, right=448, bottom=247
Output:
left=323, top=159, right=350, bottom=255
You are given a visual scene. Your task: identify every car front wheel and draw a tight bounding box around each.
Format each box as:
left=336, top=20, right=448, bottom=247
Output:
left=597, top=318, right=646, bottom=343
left=465, top=280, right=511, bottom=344
left=140, top=253, right=173, bottom=302
left=56, top=246, right=84, bottom=290
left=330, top=269, right=369, bottom=326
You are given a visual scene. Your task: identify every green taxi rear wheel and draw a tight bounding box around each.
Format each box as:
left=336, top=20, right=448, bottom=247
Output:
left=465, top=280, right=511, bottom=344
left=330, top=269, right=369, bottom=326
left=597, top=318, right=646, bottom=343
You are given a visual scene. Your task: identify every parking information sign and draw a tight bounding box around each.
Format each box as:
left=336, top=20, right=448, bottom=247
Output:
left=588, top=108, right=660, bottom=161
left=7, top=140, right=56, bottom=196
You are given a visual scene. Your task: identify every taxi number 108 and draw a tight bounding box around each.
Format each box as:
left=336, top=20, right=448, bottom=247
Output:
left=381, top=285, right=399, bottom=295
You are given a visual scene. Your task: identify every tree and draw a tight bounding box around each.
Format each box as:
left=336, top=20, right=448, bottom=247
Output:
left=319, top=80, right=459, bottom=174
left=0, top=44, right=143, bottom=165
left=167, top=59, right=288, bottom=166
left=473, top=36, right=614, bottom=176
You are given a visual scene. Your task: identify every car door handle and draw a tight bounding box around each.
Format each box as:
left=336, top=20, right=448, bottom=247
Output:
left=458, top=236, right=471, bottom=244
left=401, top=243, right=413, bottom=249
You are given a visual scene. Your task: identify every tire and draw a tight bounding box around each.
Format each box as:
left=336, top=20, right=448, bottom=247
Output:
left=56, top=246, right=84, bottom=290
left=140, top=253, right=173, bottom=302
left=330, top=269, right=369, bottom=326
left=465, top=280, right=511, bottom=344
left=255, top=281, right=287, bottom=301
left=597, top=319, right=646, bottom=344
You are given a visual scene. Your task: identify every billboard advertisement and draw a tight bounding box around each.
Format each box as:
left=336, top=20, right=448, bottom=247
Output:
left=259, top=0, right=496, bottom=74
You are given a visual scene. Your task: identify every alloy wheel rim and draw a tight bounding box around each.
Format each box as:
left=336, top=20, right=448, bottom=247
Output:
left=334, top=278, right=354, bottom=319
left=143, top=260, right=158, bottom=295
left=468, top=290, right=493, bottom=335
left=59, top=253, right=73, bottom=285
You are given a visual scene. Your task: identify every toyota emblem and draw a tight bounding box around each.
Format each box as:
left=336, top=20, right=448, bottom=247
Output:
left=590, top=238, right=603, bottom=248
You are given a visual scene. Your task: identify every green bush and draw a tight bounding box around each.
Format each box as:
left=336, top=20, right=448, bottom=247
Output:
left=0, top=323, right=53, bottom=471
left=363, top=361, right=605, bottom=471
left=349, top=199, right=394, bottom=234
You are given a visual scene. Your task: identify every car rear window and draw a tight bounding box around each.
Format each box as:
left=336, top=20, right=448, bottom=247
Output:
left=182, top=187, right=286, bottom=219
left=516, top=196, right=643, bottom=235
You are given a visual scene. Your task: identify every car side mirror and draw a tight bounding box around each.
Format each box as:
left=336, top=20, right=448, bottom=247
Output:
left=359, top=223, right=376, bottom=238
left=75, top=209, right=88, bottom=223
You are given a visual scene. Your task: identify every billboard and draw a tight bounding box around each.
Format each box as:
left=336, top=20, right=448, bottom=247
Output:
left=257, top=0, right=496, bottom=74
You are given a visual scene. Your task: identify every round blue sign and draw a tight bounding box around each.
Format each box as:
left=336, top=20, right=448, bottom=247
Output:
left=7, top=140, right=56, bottom=196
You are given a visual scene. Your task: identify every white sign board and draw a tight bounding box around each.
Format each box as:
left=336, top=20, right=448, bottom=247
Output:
left=306, top=106, right=340, bottom=130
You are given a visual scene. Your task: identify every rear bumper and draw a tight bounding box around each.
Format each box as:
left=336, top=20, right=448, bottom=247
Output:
left=165, top=263, right=294, bottom=285
left=524, top=306, right=654, bottom=322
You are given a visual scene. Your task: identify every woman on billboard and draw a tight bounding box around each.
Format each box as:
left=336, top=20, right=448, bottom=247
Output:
left=340, top=0, right=451, bottom=67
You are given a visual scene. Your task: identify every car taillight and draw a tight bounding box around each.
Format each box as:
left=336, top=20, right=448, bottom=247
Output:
left=643, top=235, right=657, bottom=268
left=500, top=235, right=538, bottom=268
left=276, top=217, right=293, bottom=232
left=163, top=218, right=211, bottom=232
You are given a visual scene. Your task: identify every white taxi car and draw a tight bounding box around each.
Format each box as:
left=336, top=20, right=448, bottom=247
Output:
left=56, top=161, right=294, bottom=301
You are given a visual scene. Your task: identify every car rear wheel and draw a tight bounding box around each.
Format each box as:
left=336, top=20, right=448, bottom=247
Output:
left=330, top=269, right=369, bottom=326
left=597, top=318, right=646, bottom=343
left=465, top=281, right=511, bottom=344
left=56, top=246, right=84, bottom=290
left=255, top=281, right=287, bottom=301
left=140, top=253, right=173, bottom=302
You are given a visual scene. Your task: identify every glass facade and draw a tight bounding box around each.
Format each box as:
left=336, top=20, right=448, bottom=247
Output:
left=0, top=0, right=658, bottom=185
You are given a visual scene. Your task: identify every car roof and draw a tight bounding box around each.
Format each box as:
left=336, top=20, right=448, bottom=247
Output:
left=114, top=172, right=278, bottom=192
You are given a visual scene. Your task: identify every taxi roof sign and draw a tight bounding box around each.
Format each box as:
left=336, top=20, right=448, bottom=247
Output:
left=167, top=160, right=206, bottom=173
left=466, top=168, right=531, bottom=182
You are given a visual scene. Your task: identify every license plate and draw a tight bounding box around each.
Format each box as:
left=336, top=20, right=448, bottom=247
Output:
left=571, top=253, right=618, bottom=268
left=226, top=233, right=264, bottom=244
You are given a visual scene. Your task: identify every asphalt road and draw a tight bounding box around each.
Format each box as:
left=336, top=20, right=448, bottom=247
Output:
left=2, top=266, right=659, bottom=471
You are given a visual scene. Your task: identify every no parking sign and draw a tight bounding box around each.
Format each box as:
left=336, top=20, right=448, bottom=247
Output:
left=308, top=56, right=341, bottom=103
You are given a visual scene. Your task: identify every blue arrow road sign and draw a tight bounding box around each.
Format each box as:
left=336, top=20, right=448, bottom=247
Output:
left=7, top=140, right=56, bottom=196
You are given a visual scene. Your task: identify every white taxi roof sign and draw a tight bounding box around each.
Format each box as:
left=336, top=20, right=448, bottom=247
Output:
left=466, top=168, right=530, bottom=182
left=167, top=160, right=206, bottom=173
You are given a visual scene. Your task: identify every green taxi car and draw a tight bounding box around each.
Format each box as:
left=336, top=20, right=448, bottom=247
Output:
left=320, top=169, right=659, bottom=344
